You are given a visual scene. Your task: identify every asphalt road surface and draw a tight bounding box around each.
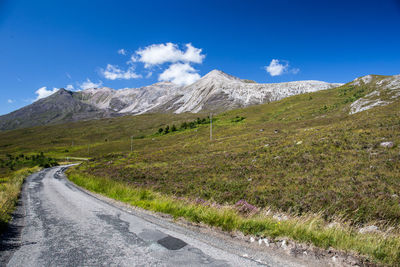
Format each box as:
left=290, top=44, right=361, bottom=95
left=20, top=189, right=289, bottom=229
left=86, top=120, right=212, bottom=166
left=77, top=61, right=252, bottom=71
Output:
left=0, top=166, right=317, bottom=266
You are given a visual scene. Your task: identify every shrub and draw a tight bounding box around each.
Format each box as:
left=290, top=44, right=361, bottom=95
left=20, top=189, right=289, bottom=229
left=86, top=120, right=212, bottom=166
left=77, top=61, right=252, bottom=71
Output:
left=231, top=116, right=245, bottom=123
left=180, top=122, right=188, bottom=129
left=189, top=122, right=196, bottom=129
left=235, top=200, right=258, bottom=215
left=1, top=152, right=58, bottom=170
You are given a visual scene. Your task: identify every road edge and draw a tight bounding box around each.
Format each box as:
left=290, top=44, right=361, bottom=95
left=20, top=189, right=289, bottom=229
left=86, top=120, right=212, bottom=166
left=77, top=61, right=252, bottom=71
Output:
left=61, top=166, right=376, bottom=267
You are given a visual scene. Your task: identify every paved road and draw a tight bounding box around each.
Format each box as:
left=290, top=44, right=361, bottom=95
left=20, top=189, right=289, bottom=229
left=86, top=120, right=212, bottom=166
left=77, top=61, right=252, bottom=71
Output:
left=0, top=166, right=313, bottom=266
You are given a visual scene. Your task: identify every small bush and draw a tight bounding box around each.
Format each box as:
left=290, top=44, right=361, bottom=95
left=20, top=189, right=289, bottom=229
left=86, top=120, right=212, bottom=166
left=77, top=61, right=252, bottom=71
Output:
left=235, top=199, right=258, bottom=215
left=180, top=122, right=188, bottom=129
left=231, top=116, right=245, bottom=123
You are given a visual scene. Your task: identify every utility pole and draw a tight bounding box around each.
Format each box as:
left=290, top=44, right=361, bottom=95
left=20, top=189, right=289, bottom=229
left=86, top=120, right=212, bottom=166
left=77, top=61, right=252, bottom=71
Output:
left=210, top=113, right=213, bottom=141
left=130, top=136, right=133, bottom=153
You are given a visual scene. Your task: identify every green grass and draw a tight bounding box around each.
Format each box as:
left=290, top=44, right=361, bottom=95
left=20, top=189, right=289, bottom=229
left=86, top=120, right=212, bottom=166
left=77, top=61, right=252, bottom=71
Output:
left=0, top=112, right=205, bottom=159
left=0, top=152, right=58, bottom=173
left=0, top=166, right=40, bottom=233
left=1, top=74, right=399, bottom=264
left=68, top=169, right=400, bottom=265
left=71, top=90, right=399, bottom=227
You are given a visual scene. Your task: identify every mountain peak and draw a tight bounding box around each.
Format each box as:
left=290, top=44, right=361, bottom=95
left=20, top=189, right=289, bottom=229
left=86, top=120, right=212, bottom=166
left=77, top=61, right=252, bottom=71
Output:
left=57, top=88, right=68, bottom=93
left=205, top=69, right=225, bottom=76
left=201, top=69, right=240, bottom=82
left=53, top=88, right=72, bottom=96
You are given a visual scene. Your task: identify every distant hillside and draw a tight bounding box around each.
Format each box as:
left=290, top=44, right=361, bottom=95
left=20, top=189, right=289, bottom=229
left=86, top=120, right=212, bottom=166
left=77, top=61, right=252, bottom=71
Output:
left=0, top=70, right=341, bottom=131
left=0, top=89, right=118, bottom=131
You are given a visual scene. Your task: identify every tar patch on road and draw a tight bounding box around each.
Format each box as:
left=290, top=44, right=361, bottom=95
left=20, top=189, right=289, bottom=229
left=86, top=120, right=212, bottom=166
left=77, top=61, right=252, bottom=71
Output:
left=157, top=235, right=187, bottom=250
left=96, top=213, right=146, bottom=246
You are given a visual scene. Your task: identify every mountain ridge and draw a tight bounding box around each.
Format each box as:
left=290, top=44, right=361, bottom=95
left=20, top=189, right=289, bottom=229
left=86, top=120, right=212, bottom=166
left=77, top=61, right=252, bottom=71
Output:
left=0, top=69, right=345, bottom=131
left=77, top=69, right=343, bottom=114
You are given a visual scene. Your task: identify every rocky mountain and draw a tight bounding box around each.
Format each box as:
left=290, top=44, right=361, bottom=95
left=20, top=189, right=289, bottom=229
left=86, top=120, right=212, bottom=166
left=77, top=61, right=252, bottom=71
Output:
left=0, top=70, right=343, bottom=131
left=0, top=89, right=118, bottom=131
left=174, top=70, right=342, bottom=113
left=78, top=81, right=184, bottom=114
left=78, top=70, right=342, bottom=114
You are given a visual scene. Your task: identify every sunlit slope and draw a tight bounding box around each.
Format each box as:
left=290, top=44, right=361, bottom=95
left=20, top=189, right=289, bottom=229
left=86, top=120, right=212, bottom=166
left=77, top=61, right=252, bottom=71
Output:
left=1, top=74, right=399, bottom=226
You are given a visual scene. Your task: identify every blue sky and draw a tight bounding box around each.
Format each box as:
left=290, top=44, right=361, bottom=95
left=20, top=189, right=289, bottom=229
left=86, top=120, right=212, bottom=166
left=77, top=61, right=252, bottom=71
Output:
left=1, top=0, right=400, bottom=115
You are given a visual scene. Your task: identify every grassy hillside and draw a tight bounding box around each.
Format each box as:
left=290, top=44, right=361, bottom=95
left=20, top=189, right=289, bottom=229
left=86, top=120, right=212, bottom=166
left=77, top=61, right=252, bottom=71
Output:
left=1, top=75, right=399, bottom=225
left=0, top=112, right=205, bottom=158
left=1, top=75, right=399, bottom=264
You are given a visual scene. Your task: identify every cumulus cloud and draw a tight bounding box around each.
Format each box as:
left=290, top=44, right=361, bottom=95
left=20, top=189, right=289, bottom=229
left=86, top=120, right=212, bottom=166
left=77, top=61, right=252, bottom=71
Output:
left=35, top=86, right=59, bottom=101
left=66, top=84, right=74, bottom=90
left=97, top=43, right=205, bottom=86
left=135, top=43, right=205, bottom=68
left=101, top=64, right=142, bottom=80
left=7, top=99, right=14, bottom=103
left=159, top=63, right=200, bottom=86
left=79, top=79, right=103, bottom=90
left=265, top=59, right=299, bottom=76
left=265, top=59, right=288, bottom=76
left=118, top=49, right=127, bottom=55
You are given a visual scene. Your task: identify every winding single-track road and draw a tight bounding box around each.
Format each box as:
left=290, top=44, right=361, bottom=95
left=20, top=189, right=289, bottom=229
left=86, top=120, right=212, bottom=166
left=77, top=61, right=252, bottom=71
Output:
left=0, top=166, right=324, bottom=266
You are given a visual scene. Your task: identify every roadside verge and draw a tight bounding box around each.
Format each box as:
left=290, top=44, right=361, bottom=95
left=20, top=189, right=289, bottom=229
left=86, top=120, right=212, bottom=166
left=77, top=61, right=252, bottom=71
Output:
left=66, top=168, right=400, bottom=266
left=0, top=166, right=40, bottom=233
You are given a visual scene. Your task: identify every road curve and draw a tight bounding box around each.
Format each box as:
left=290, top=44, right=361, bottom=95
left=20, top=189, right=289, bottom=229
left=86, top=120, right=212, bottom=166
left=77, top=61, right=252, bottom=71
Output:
left=0, top=166, right=313, bottom=266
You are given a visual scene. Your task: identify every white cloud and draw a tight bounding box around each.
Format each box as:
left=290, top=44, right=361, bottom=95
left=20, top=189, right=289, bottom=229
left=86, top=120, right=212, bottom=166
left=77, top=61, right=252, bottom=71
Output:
left=101, top=64, right=142, bottom=80
left=118, top=49, right=127, bottom=55
left=66, top=84, right=74, bottom=90
left=264, top=59, right=299, bottom=76
left=291, top=68, right=300, bottom=74
left=66, top=72, right=72, bottom=79
left=7, top=99, right=14, bottom=103
left=35, top=86, right=59, bottom=101
left=145, top=72, right=153, bottom=78
left=159, top=63, right=200, bottom=86
left=79, top=79, right=103, bottom=90
left=265, top=59, right=288, bottom=76
left=135, top=43, right=205, bottom=68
